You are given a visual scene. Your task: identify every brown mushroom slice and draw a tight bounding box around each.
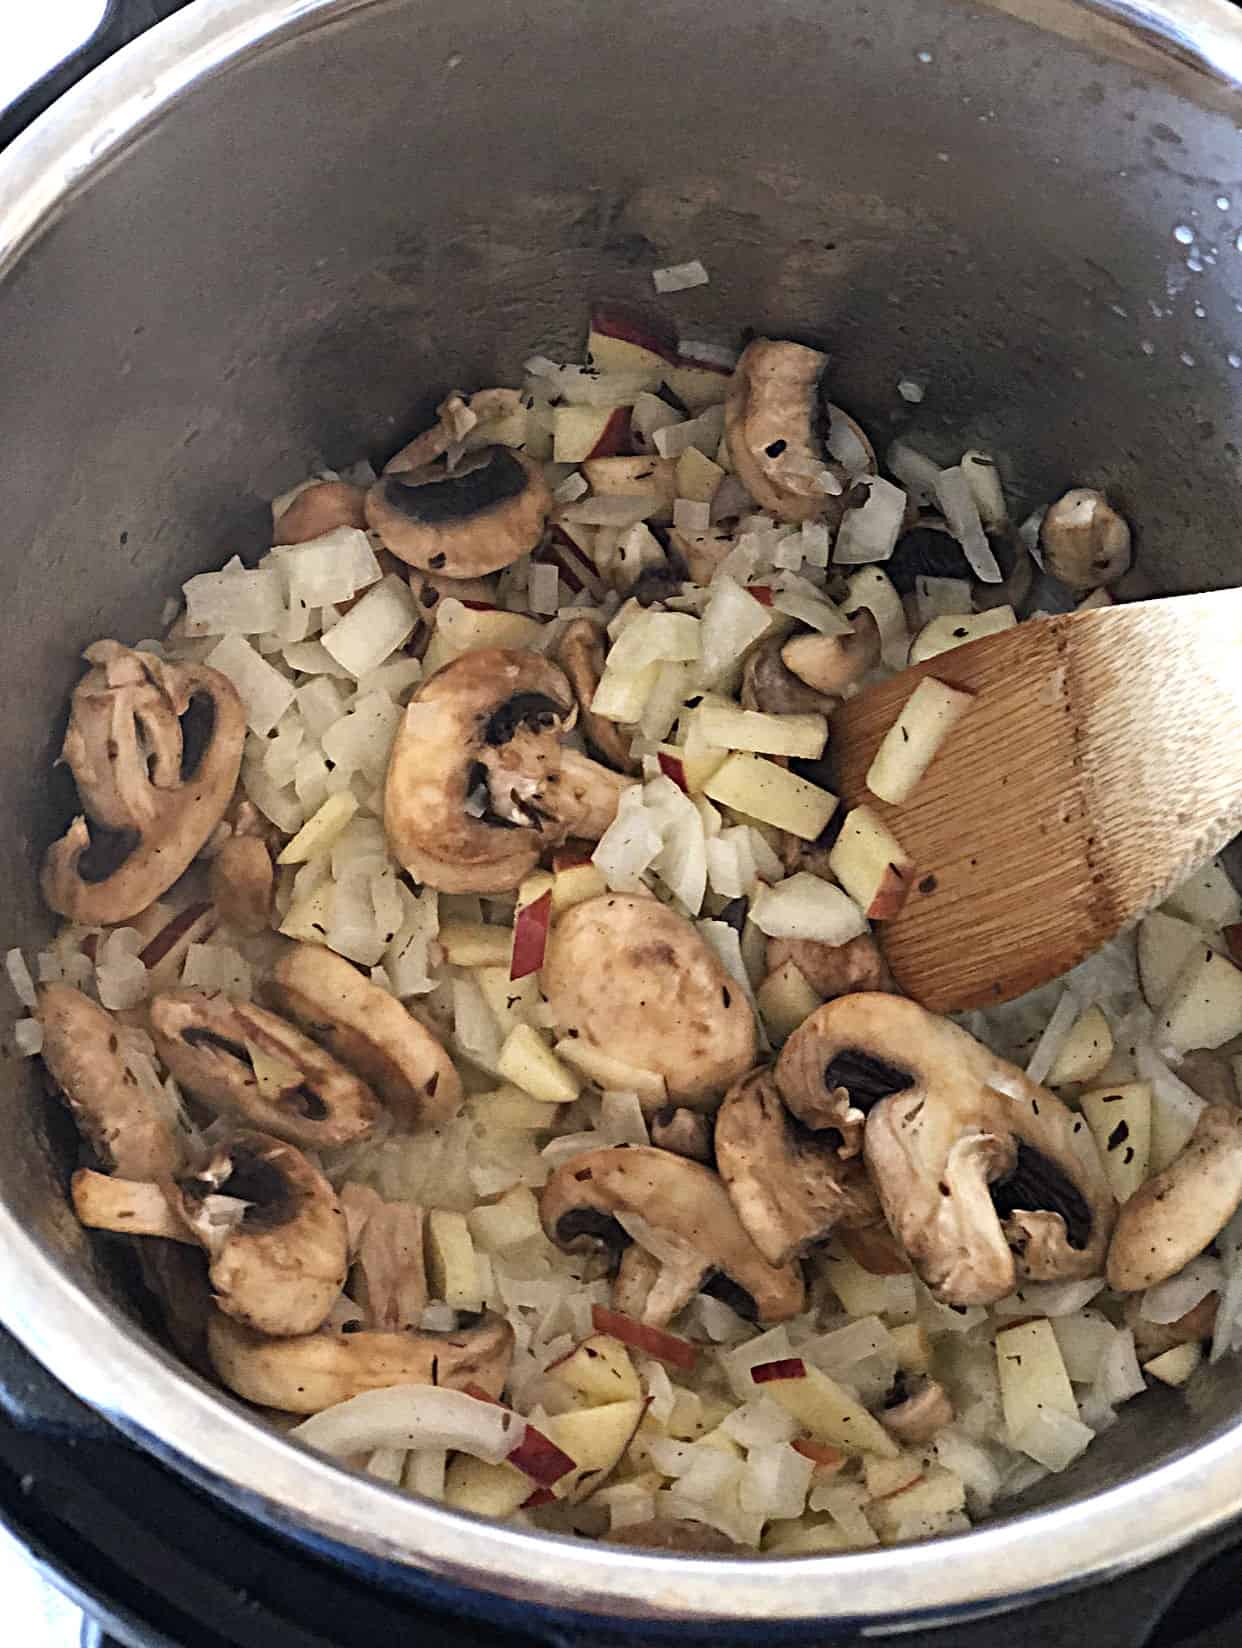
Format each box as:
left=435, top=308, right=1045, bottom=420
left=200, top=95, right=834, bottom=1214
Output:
left=715, top=1069, right=879, bottom=1266
left=555, top=618, right=637, bottom=773
left=1107, top=1105, right=1242, bottom=1292
left=541, top=1145, right=804, bottom=1325
left=724, top=340, right=862, bottom=524
left=781, top=610, right=881, bottom=697
left=740, top=635, right=838, bottom=716
left=38, top=984, right=187, bottom=1180
left=845, top=995, right=1115, bottom=1305
left=881, top=1380, right=954, bottom=1444
left=273, top=481, right=368, bottom=545
left=175, top=1131, right=348, bottom=1337
left=208, top=833, right=274, bottom=934
left=384, top=648, right=628, bottom=894
left=543, top=894, right=757, bottom=1108
left=206, top=1308, right=514, bottom=1413
left=365, top=446, right=551, bottom=578
left=649, top=1106, right=715, bottom=1163
left=42, top=642, right=246, bottom=925
left=149, top=989, right=382, bottom=1151
left=766, top=933, right=888, bottom=1002
left=269, top=942, right=461, bottom=1127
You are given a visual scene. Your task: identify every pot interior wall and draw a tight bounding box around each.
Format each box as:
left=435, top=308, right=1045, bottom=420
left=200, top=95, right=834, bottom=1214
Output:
left=2, top=0, right=1242, bottom=1556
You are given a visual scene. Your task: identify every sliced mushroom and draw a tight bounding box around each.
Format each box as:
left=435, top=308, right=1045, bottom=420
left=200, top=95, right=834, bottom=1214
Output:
left=554, top=618, right=637, bottom=774
left=149, top=989, right=382, bottom=1150
left=176, top=1131, right=348, bottom=1337
left=1039, top=488, right=1132, bottom=591
left=208, top=833, right=274, bottom=934
left=269, top=942, right=461, bottom=1127
left=543, top=894, right=757, bottom=1108
left=741, top=635, right=838, bottom=716
left=724, top=340, right=863, bottom=524
left=384, top=648, right=628, bottom=893
left=365, top=446, right=551, bottom=578
left=881, top=1380, right=954, bottom=1444
left=850, top=995, right=1116, bottom=1304
left=541, top=1145, right=804, bottom=1325
left=649, top=1105, right=715, bottom=1163
left=766, top=933, right=888, bottom=1001
left=273, top=481, right=368, bottom=545
left=38, top=984, right=186, bottom=1180
left=206, top=1307, right=514, bottom=1413
left=1107, top=1105, right=1242, bottom=1292
left=715, top=1069, right=879, bottom=1266
left=42, top=642, right=246, bottom=925
left=781, top=610, right=880, bottom=698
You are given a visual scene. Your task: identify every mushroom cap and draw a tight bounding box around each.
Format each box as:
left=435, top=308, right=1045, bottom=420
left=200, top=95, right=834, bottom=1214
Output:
left=42, top=643, right=246, bottom=924
left=844, top=995, right=1116, bottom=1305
left=206, top=1308, right=514, bottom=1413
left=177, top=1131, right=348, bottom=1337
left=1107, top=1104, right=1242, bottom=1292
left=715, top=1069, right=879, bottom=1266
left=540, top=1144, right=804, bottom=1324
left=384, top=647, right=626, bottom=894
left=542, top=894, right=757, bottom=1106
left=365, top=446, right=551, bottom=578
left=268, top=942, right=461, bottom=1128
left=149, top=988, right=383, bottom=1150
left=766, top=933, right=888, bottom=1002
left=724, top=340, right=855, bottom=524
left=38, top=983, right=186, bottom=1181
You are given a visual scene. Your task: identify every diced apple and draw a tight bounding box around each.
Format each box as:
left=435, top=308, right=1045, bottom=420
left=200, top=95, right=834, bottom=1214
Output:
left=908, top=606, right=1017, bottom=664
left=1158, top=946, right=1242, bottom=1053
left=675, top=446, right=726, bottom=503
left=1138, top=910, right=1204, bottom=1010
left=276, top=791, right=358, bottom=864
left=551, top=858, right=608, bottom=914
left=703, top=753, right=838, bottom=841
left=828, top=806, right=915, bottom=920
left=554, top=405, right=631, bottom=464
left=750, top=1360, right=899, bottom=1457
left=995, top=1319, right=1078, bottom=1445
left=696, top=703, right=828, bottom=761
left=1143, top=1342, right=1203, bottom=1387
left=1047, top=1005, right=1114, bottom=1087
left=426, top=1210, right=483, bottom=1310
left=538, top=1399, right=646, bottom=1501
left=581, top=455, right=677, bottom=523
left=757, top=961, right=823, bottom=1044
left=865, top=677, right=974, bottom=806
left=889, top=1323, right=932, bottom=1377
left=1079, top=1082, right=1151, bottom=1202
left=497, top=1024, right=581, bottom=1104
left=467, top=1185, right=543, bottom=1252
left=548, top=1334, right=642, bottom=1404
left=1162, top=859, right=1242, bottom=931
left=438, top=922, right=514, bottom=968
left=664, top=363, right=732, bottom=414
left=474, top=967, right=541, bottom=1037
left=552, top=1037, right=667, bottom=1104
left=443, top=1454, right=530, bottom=1518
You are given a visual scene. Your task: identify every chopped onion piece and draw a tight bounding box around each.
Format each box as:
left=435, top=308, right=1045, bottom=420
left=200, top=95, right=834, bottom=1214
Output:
left=321, top=575, right=417, bottom=677
left=652, top=259, right=709, bottom=293
left=749, top=874, right=868, bottom=944
left=934, top=465, right=1002, bottom=583
left=291, top=1384, right=518, bottom=1460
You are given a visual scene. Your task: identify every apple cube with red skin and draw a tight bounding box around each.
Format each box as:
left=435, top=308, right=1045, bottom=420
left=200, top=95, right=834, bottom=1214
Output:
left=827, top=805, right=915, bottom=920
left=552, top=404, right=631, bottom=464
left=750, top=1358, right=898, bottom=1457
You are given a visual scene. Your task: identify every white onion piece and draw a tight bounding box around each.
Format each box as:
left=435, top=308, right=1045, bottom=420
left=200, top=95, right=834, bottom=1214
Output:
left=934, top=465, right=1002, bottom=583
left=291, top=1385, right=518, bottom=1460
left=1140, top=1256, right=1224, bottom=1324
left=1024, top=989, right=1082, bottom=1086
left=321, top=575, right=417, bottom=678
left=833, top=475, right=906, bottom=565
left=206, top=635, right=296, bottom=737
left=749, top=874, right=867, bottom=944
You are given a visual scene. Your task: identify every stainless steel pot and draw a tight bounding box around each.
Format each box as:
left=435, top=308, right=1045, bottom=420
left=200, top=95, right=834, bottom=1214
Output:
left=3, top=0, right=1242, bottom=1633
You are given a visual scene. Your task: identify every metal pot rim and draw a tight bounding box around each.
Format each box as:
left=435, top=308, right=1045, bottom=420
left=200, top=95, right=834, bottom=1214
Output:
left=4, top=0, right=1242, bottom=1625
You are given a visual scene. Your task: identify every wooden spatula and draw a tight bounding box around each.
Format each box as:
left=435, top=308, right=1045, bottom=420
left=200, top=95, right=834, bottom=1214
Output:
left=830, top=591, right=1242, bottom=1013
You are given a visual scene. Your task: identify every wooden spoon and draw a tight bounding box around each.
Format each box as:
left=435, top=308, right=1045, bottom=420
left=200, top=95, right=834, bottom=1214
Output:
left=830, top=592, right=1242, bottom=1013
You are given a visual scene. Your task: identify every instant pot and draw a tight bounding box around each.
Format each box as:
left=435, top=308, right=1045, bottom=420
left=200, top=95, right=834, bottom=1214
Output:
left=4, top=1, right=1242, bottom=1642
